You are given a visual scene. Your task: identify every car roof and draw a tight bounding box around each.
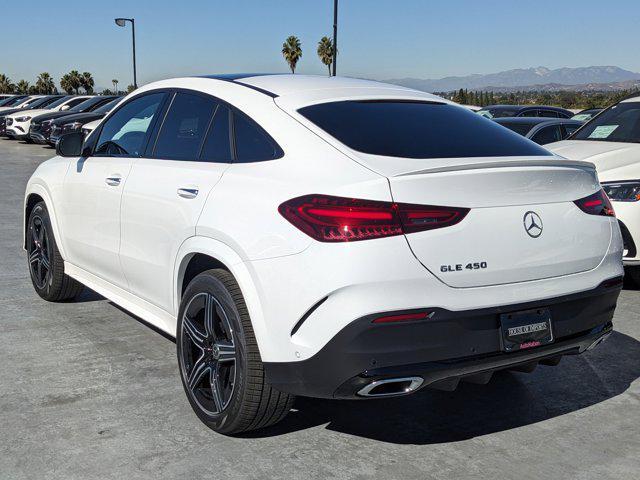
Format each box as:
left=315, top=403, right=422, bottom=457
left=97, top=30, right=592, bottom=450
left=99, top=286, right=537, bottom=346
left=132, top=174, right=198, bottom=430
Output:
left=195, top=73, right=443, bottom=101
left=495, top=117, right=582, bottom=125
left=484, top=104, right=567, bottom=111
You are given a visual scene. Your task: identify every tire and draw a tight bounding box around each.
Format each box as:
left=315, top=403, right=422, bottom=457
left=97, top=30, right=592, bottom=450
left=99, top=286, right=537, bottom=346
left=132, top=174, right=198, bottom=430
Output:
left=27, top=202, right=84, bottom=301
left=177, top=269, right=294, bottom=435
left=625, top=266, right=640, bottom=288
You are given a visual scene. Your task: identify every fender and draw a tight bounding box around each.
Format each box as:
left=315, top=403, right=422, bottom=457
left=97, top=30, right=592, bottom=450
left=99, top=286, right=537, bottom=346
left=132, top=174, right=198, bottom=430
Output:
left=174, top=236, right=271, bottom=359
left=23, top=181, right=67, bottom=259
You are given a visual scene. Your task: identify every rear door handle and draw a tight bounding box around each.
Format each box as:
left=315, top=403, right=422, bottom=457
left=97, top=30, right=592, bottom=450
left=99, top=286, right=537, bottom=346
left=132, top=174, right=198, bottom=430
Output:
left=177, top=187, right=199, bottom=199
left=105, top=174, right=122, bottom=186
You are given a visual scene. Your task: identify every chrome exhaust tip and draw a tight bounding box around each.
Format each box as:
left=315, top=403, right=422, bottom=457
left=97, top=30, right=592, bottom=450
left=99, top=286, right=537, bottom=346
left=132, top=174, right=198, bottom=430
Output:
left=357, top=377, right=424, bottom=397
left=587, top=332, right=612, bottom=351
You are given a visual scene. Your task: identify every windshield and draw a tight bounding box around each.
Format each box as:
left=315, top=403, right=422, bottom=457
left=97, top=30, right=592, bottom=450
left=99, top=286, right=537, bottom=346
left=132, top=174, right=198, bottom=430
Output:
left=25, top=98, right=50, bottom=109
left=67, top=97, right=105, bottom=113
left=0, top=97, right=21, bottom=107
left=299, top=100, right=549, bottom=159
left=572, top=102, right=640, bottom=143
left=43, top=96, right=71, bottom=110
left=94, top=98, right=120, bottom=114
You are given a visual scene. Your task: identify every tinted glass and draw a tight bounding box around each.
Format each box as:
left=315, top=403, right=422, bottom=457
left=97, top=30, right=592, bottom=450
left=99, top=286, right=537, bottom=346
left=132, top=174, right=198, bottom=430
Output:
left=67, top=96, right=109, bottom=113
left=153, top=93, right=217, bottom=160
left=95, top=93, right=164, bottom=157
left=572, top=102, right=640, bottom=143
left=563, top=124, right=581, bottom=136
left=41, top=97, right=69, bottom=109
left=487, top=108, right=519, bottom=118
left=519, top=109, right=540, bottom=117
left=200, top=104, right=232, bottom=162
left=62, top=97, right=89, bottom=110
left=497, top=121, right=536, bottom=136
left=0, top=96, right=22, bottom=107
left=233, top=112, right=279, bottom=162
left=538, top=109, right=559, bottom=118
left=94, top=98, right=120, bottom=114
left=299, top=101, right=549, bottom=159
left=530, top=125, right=562, bottom=145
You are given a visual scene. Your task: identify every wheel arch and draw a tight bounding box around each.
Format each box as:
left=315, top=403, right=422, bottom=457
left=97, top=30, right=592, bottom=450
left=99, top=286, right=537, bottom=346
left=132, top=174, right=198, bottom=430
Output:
left=174, top=237, right=270, bottom=358
left=23, top=184, right=66, bottom=258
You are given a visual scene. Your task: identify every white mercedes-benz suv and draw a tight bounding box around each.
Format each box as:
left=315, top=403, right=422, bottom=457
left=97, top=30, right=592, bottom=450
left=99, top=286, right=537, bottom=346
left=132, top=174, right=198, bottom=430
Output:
left=547, top=95, right=640, bottom=285
left=24, top=75, right=623, bottom=434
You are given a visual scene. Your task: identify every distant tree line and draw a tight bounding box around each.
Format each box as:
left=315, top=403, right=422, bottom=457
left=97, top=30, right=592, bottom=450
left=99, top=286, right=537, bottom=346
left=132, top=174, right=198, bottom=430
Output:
left=0, top=71, right=135, bottom=96
left=440, top=87, right=640, bottom=109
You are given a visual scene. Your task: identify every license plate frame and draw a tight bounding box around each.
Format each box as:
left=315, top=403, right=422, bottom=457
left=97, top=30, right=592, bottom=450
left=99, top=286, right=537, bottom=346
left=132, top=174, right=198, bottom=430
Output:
left=500, top=308, right=553, bottom=352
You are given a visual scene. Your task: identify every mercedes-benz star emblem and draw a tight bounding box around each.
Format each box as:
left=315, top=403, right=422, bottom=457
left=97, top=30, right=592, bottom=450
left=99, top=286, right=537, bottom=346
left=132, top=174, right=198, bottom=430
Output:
left=523, top=211, right=543, bottom=238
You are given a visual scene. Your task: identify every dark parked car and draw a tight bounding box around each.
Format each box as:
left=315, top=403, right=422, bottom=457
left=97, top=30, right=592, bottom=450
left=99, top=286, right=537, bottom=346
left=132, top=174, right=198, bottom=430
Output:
left=478, top=105, right=573, bottom=119
left=0, top=95, right=27, bottom=106
left=493, top=117, right=584, bottom=145
left=48, top=97, right=120, bottom=145
left=571, top=108, right=603, bottom=122
left=30, top=95, right=119, bottom=144
left=0, top=96, right=65, bottom=137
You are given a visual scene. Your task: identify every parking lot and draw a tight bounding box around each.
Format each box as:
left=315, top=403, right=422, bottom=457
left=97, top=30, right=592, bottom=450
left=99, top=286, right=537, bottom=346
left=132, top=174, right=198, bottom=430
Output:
left=0, top=139, right=638, bottom=480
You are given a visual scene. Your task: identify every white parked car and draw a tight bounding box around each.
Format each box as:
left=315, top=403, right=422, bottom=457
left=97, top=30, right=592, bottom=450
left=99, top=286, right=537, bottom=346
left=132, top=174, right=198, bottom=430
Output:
left=80, top=118, right=102, bottom=137
left=547, top=96, right=640, bottom=284
left=24, top=75, right=623, bottom=434
left=5, top=95, right=91, bottom=141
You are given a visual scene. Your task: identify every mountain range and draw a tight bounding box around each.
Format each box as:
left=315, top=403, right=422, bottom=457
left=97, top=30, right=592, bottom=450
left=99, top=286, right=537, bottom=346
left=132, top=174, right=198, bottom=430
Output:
left=387, top=66, right=640, bottom=92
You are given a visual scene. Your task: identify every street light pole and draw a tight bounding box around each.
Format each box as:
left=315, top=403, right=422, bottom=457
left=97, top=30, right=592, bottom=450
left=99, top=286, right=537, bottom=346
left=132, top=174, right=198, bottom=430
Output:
left=332, top=0, right=338, bottom=76
left=115, top=17, right=137, bottom=89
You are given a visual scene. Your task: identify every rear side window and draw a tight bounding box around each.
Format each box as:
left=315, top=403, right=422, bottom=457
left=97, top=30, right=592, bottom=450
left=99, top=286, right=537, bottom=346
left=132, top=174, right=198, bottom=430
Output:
left=233, top=112, right=280, bottom=162
left=153, top=92, right=217, bottom=160
left=530, top=125, right=562, bottom=145
left=538, top=109, right=560, bottom=118
left=200, top=104, right=233, bottom=163
left=298, top=101, right=549, bottom=159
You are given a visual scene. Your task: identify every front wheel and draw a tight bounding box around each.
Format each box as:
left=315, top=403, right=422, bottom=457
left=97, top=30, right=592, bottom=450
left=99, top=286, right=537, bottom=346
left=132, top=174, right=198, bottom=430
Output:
left=27, top=202, right=84, bottom=301
left=177, top=269, right=294, bottom=435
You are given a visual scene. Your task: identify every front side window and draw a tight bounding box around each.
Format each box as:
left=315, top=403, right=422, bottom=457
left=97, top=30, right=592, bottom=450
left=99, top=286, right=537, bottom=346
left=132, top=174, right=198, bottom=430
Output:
left=572, top=102, right=640, bottom=143
left=233, top=111, right=280, bottom=162
left=519, top=109, right=540, bottom=117
left=153, top=92, right=216, bottom=160
left=95, top=93, right=165, bottom=157
left=299, top=101, right=549, bottom=159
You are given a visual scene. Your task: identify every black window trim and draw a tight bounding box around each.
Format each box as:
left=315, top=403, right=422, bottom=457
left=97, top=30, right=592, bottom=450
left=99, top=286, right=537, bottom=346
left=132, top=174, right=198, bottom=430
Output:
left=85, top=87, right=284, bottom=162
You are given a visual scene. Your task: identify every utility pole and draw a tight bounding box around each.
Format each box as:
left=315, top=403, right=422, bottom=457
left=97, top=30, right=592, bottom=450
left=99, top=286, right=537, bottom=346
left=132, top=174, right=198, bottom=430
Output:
left=332, top=0, right=338, bottom=76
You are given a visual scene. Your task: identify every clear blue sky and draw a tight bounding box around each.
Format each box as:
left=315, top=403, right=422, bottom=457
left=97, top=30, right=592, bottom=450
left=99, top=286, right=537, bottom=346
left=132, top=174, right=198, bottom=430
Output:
left=3, top=0, right=640, bottom=89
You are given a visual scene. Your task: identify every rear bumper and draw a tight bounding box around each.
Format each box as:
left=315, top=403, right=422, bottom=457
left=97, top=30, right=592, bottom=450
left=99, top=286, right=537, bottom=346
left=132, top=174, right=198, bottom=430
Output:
left=264, top=279, right=621, bottom=399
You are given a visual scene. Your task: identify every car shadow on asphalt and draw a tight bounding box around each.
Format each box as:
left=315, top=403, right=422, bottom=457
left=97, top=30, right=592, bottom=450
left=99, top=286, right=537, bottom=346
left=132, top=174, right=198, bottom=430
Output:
left=243, top=331, right=640, bottom=444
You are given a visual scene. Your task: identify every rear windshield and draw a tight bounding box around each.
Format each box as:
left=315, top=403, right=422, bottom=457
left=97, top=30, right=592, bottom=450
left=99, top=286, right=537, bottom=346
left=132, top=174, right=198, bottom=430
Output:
left=298, top=101, right=549, bottom=159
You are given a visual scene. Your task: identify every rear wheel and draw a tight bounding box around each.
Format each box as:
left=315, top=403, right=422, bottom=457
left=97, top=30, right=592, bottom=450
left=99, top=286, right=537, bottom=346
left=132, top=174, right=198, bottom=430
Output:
left=27, top=202, right=84, bottom=301
left=177, top=269, right=294, bottom=435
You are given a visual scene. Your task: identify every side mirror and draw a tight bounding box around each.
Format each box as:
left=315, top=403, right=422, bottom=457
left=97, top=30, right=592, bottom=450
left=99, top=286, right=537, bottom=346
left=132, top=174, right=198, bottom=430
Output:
left=56, top=132, right=84, bottom=157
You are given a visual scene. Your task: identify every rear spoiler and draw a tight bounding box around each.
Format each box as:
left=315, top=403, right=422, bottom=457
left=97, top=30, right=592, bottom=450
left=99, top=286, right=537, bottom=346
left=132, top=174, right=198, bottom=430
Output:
left=395, top=159, right=596, bottom=177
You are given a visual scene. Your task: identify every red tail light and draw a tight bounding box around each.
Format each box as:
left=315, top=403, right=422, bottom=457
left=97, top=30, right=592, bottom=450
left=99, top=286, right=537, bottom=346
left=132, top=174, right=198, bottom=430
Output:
left=574, top=189, right=615, bottom=217
left=278, top=194, right=469, bottom=242
left=372, top=311, right=433, bottom=324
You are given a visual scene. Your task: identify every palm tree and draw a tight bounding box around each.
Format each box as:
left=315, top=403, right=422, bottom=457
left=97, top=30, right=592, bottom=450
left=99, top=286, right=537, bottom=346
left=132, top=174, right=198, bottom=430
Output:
left=65, top=70, right=82, bottom=94
left=0, top=74, right=15, bottom=94
left=35, top=72, right=55, bottom=94
left=80, top=72, right=95, bottom=94
left=16, top=80, right=30, bottom=94
left=282, top=36, right=302, bottom=74
left=112, top=79, right=119, bottom=93
left=60, top=74, right=73, bottom=94
left=317, top=36, right=335, bottom=76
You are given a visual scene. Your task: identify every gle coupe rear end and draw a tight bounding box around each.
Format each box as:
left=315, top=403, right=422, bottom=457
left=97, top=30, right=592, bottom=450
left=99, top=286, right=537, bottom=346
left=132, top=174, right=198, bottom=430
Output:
left=24, top=75, right=623, bottom=434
